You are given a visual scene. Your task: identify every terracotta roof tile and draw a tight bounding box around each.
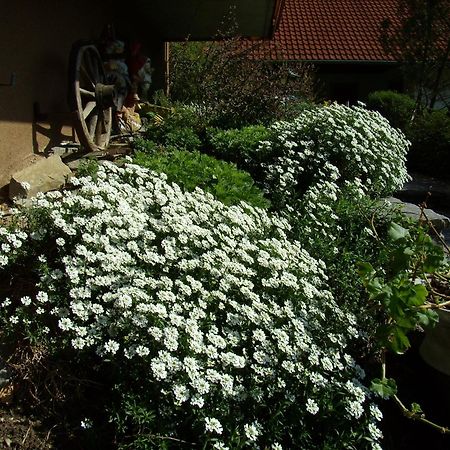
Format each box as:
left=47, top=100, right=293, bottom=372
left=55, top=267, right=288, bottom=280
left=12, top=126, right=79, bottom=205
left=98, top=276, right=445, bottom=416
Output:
left=246, top=0, right=402, bottom=61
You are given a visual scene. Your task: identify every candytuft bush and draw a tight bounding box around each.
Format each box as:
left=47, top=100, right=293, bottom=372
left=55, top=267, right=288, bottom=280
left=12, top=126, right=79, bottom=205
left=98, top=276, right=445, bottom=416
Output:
left=257, top=103, right=410, bottom=207
left=0, top=162, right=383, bottom=449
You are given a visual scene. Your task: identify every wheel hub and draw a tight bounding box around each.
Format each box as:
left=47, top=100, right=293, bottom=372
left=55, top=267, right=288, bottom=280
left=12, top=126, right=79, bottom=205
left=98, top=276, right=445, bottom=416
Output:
left=95, top=83, right=117, bottom=108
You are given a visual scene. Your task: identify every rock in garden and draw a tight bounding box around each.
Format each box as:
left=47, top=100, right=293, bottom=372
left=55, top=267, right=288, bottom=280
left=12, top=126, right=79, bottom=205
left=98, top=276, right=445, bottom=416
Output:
left=8, top=155, right=72, bottom=200
left=387, top=197, right=450, bottom=231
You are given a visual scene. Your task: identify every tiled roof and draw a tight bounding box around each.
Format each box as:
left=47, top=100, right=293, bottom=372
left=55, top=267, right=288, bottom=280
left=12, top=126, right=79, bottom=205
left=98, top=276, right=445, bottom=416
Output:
left=245, top=0, right=402, bottom=62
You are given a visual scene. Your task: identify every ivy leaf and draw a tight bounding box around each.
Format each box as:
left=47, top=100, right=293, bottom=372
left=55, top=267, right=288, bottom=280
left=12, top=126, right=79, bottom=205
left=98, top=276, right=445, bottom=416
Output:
left=388, top=223, right=410, bottom=242
left=370, top=378, right=397, bottom=399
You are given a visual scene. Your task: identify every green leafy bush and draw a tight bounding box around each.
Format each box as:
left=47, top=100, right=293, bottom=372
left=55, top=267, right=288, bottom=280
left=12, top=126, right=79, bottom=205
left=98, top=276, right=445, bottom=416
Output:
left=359, top=221, right=446, bottom=355
left=164, top=126, right=202, bottom=151
left=367, top=90, right=450, bottom=180
left=142, top=105, right=206, bottom=151
left=76, top=158, right=100, bottom=179
left=133, top=149, right=270, bottom=209
left=367, top=90, right=415, bottom=130
left=0, top=162, right=383, bottom=449
left=206, top=125, right=271, bottom=180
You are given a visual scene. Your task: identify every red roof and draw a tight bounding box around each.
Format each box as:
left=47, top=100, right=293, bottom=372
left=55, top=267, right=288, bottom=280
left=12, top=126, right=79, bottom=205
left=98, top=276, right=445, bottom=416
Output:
left=245, top=0, right=402, bottom=62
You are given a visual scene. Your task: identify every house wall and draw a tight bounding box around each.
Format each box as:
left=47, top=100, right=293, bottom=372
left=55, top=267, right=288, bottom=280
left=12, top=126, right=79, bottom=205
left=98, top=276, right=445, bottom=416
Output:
left=316, top=63, right=404, bottom=104
left=0, top=1, right=119, bottom=195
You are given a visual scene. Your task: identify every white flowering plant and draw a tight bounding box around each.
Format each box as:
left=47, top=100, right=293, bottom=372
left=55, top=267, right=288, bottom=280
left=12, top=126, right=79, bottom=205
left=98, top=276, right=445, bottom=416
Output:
left=223, top=104, right=411, bottom=347
left=0, top=162, right=383, bottom=449
left=256, top=103, right=410, bottom=207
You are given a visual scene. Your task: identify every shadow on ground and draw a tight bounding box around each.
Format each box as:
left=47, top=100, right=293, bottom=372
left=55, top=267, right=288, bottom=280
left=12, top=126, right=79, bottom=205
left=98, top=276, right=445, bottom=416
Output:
left=382, top=332, right=450, bottom=449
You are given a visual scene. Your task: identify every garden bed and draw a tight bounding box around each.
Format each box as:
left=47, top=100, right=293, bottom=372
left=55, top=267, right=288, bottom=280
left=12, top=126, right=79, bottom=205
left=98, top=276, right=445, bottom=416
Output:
left=1, top=102, right=449, bottom=449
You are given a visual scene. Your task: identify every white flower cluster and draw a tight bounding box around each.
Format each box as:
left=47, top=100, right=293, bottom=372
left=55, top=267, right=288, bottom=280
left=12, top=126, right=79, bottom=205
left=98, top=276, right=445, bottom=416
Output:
left=0, top=226, right=27, bottom=267
left=259, top=103, right=410, bottom=204
left=0, top=162, right=382, bottom=447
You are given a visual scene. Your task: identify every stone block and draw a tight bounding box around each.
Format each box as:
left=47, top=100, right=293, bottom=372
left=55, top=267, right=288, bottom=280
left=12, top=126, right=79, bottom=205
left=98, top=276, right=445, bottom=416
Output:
left=9, top=155, right=72, bottom=200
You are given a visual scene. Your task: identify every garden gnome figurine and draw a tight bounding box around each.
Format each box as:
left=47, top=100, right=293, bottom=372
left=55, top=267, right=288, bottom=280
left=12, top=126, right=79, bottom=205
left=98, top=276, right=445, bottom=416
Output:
left=128, top=41, right=153, bottom=101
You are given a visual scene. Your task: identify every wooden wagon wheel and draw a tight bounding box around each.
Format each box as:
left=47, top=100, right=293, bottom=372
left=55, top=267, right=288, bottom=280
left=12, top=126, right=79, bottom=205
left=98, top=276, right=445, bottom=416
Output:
left=70, top=43, right=115, bottom=152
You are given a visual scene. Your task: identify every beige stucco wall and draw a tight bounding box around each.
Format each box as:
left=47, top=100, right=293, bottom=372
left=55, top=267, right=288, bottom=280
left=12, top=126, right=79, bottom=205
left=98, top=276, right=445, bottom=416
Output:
left=0, top=1, right=115, bottom=195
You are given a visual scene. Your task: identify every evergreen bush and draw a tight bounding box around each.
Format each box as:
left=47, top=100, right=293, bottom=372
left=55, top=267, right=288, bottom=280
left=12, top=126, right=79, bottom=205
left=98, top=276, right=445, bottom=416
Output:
left=407, top=109, right=450, bottom=178
left=367, top=90, right=415, bottom=130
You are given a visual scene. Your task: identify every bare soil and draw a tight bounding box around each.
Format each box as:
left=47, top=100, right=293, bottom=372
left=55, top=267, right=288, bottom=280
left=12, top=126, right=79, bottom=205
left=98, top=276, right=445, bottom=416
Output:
left=0, top=404, right=53, bottom=449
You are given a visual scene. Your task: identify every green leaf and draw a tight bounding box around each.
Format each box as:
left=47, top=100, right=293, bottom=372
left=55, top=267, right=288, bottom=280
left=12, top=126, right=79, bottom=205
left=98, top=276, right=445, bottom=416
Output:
left=417, top=309, right=439, bottom=328
left=411, top=402, right=424, bottom=416
left=370, top=377, right=397, bottom=399
left=367, top=277, right=385, bottom=297
left=357, top=261, right=375, bottom=278
left=410, top=283, right=428, bottom=306
left=389, top=327, right=410, bottom=353
left=423, top=247, right=446, bottom=273
left=388, top=223, right=410, bottom=242
left=395, top=316, right=415, bottom=328
left=390, top=247, right=413, bottom=275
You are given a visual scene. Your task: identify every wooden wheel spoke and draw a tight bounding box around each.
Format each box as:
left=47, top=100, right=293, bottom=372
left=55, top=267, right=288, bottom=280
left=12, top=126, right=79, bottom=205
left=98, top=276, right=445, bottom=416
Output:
left=85, top=51, right=101, bottom=82
left=101, top=112, right=109, bottom=132
left=80, top=65, right=95, bottom=88
left=80, top=88, right=95, bottom=98
left=95, top=111, right=104, bottom=143
left=89, top=112, right=98, bottom=138
left=83, top=101, right=96, bottom=119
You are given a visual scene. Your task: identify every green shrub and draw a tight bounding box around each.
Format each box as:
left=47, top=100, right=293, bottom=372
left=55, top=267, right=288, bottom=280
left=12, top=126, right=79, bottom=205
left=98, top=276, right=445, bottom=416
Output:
left=164, top=126, right=202, bottom=151
left=133, top=149, right=270, bottom=208
left=76, top=158, right=99, bottom=178
left=132, top=136, right=160, bottom=154
left=142, top=105, right=207, bottom=151
left=206, top=125, right=271, bottom=180
left=407, top=109, right=450, bottom=178
left=367, top=91, right=450, bottom=179
left=367, top=90, right=415, bottom=130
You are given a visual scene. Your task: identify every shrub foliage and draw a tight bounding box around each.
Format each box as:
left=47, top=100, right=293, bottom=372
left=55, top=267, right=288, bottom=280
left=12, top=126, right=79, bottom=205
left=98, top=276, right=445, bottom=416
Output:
left=133, top=149, right=270, bottom=209
left=169, top=38, right=316, bottom=128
